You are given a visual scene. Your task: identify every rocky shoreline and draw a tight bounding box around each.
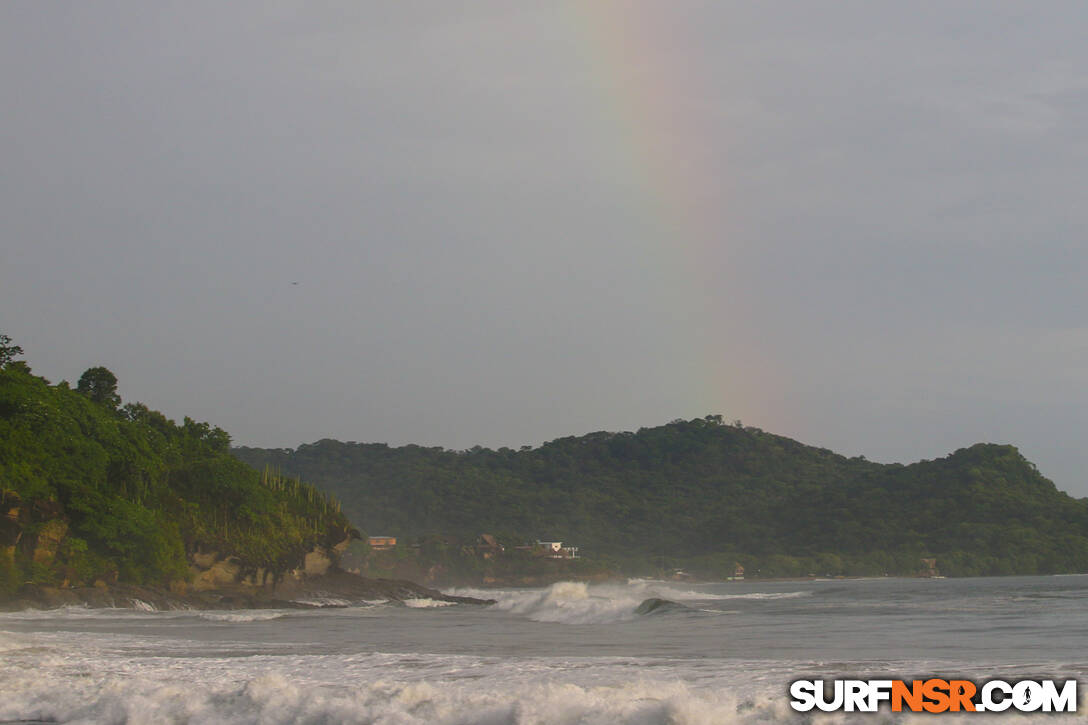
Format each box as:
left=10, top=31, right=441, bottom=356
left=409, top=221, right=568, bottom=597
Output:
left=0, top=569, right=495, bottom=612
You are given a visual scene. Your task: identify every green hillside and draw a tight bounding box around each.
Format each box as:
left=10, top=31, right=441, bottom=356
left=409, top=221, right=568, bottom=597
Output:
left=0, top=337, right=354, bottom=595
left=234, top=415, right=1088, bottom=578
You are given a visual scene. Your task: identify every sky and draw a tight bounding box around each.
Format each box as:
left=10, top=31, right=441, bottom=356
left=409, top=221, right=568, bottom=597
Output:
left=2, top=2, right=1087, bottom=495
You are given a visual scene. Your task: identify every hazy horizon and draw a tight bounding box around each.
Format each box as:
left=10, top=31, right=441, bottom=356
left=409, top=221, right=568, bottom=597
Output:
left=3, top=3, right=1086, bottom=495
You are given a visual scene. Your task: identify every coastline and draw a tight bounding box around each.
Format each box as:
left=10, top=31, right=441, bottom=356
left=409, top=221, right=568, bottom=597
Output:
left=0, top=569, right=494, bottom=611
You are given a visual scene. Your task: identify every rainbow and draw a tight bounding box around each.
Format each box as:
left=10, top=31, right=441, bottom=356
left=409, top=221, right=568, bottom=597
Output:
left=564, top=4, right=780, bottom=423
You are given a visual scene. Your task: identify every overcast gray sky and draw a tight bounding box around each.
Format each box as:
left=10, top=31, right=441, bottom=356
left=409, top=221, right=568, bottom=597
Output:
left=3, top=2, right=1087, bottom=495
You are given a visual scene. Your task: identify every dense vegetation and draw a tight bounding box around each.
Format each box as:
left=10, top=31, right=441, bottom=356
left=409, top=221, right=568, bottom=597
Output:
left=0, top=337, right=354, bottom=595
left=234, top=415, right=1088, bottom=578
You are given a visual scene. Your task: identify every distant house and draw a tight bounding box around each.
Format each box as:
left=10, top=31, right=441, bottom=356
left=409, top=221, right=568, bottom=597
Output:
left=368, top=536, right=397, bottom=551
left=535, top=540, right=579, bottom=559
left=536, top=540, right=563, bottom=554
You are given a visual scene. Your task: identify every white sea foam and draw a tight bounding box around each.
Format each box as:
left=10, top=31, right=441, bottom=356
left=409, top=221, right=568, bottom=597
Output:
left=0, top=667, right=800, bottom=725
left=0, top=630, right=35, bottom=653
left=403, top=598, right=457, bottom=608
left=0, top=604, right=174, bottom=621
left=1, top=656, right=1078, bottom=725
left=197, top=611, right=286, bottom=622
left=290, top=595, right=353, bottom=607
left=623, top=581, right=814, bottom=602
left=715, top=590, right=813, bottom=600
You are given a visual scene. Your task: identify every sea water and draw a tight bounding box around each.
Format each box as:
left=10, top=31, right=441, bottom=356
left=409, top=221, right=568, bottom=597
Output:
left=1, top=575, right=1086, bottom=723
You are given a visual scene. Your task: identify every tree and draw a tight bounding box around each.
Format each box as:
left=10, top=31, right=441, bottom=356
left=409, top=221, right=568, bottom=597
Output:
left=77, top=366, right=121, bottom=408
left=6, top=361, right=33, bottom=376
left=0, top=333, right=23, bottom=368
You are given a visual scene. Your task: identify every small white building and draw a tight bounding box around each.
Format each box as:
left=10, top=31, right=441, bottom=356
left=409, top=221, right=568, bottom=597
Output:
left=535, top=540, right=579, bottom=558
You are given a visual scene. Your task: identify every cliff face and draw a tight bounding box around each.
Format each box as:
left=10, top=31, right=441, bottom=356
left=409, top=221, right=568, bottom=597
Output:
left=3, top=494, right=82, bottom=587
left=1, top=532, right=494, bottom=612
left=185, top=535, right=352, bottom=594
left=1, top=492, right=21, bottom=589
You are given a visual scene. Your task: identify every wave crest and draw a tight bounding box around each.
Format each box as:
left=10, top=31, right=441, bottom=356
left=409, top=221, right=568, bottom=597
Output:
left=197, top=611, right=286, bottom=622
left=403, top=598, right=457, bottom=608
left=444, top=580, right=812, bottom=624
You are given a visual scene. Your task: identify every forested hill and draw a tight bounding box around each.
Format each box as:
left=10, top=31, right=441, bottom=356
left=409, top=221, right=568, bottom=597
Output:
left=0, top=338, right=355, bottom=596
left=233, top=416, right=1088, bottom=577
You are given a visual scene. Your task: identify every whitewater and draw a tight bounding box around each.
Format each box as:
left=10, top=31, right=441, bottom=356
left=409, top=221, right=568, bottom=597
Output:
left=1, top=575, right=1086, bottom=723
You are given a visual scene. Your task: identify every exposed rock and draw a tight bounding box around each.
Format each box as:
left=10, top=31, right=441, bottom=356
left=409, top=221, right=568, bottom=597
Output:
left=1, top=492, right=25, bottom=562
left=191, top=556, right=243, bottom=591
left=0, top=516, right=489, bottom=612
left=240, top=567, right=274, bottom=588
left=32, top=519, right=68, bottom=566
left=302, top=547, right=333, bottom=576
left=190, top=551, right=278, bottom=590
left=0, top=568, right=495, bottom=611
left=191, top=550, right=219, bottom=568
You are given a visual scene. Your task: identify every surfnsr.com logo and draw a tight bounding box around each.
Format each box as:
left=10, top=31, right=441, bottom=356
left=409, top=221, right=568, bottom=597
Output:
left=789, top=679, right=1078, bottom=713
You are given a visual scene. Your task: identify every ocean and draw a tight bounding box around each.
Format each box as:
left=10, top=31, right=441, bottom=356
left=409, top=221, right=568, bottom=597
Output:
left=1, top=575, right=1085, bottom=723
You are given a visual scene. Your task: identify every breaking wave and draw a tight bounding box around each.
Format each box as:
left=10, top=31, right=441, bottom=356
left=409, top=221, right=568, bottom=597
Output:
left=624, top=581, right=813, bottom=602
left=402, top=598, right=457, bottom=608
left=459, top=581, right=644, bottom=624
left=444, top=582, right=702, bottom=624
left=445, top=580, right=812, bottom=624
left=197, top=611, right=287, bottom=623
left=0, top=669, right=805, bottom=725
left=0, top=604, right=185, bottom=621
left=3, top=665, right=1071, bottom=725
left=289, top=595, right=353, bottom=607
left=718, top=591, right=813, bottom=600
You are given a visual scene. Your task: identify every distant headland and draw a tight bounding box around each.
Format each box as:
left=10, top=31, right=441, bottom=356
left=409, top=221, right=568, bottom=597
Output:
left=235, top=416, right=1088, bottom=580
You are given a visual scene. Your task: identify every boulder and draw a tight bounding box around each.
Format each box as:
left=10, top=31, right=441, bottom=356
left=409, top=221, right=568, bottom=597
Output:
left=191, top=556, right=242, bottom=591
left=302, top=547, right=333, bottom=576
